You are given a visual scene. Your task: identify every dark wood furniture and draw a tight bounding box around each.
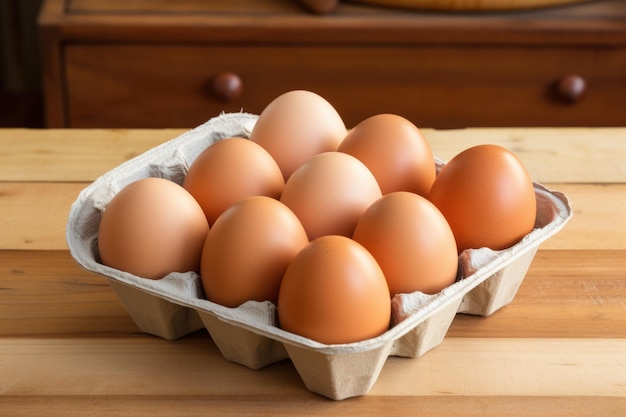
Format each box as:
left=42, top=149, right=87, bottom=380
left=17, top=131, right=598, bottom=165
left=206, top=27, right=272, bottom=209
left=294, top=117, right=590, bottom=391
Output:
left=38, top=0, right=626, bottom=128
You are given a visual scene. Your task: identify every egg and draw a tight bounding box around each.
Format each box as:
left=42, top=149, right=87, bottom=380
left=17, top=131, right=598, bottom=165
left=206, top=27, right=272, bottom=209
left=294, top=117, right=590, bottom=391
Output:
left=277, top=235, right=391, bottom=344
left=200, top=196, right=309, bottom=308
left=337, top=113, right=436, bottom=196
left=352, top=191, right=458, bottom=296
left=97, top=177, right=209, bottom=280
left=182, top=137, right=284, bottom=225
left=427, top=144, right=537, bottom=253
left=280, top=152, right=382, bottom=240
left=249, top=90, right=347, bottom=180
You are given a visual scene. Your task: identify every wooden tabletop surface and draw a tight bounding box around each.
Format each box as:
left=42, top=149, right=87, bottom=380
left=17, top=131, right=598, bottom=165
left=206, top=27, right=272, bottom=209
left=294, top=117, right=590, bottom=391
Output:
left=1, top=126, right=624, bottom=416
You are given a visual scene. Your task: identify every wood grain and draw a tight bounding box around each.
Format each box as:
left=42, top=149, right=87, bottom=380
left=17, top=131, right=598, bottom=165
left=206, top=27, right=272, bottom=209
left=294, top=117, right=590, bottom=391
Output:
left=0, top=396, right=624, bottom=417
left=424, top=127, right=626, bottom=184
left=0, top=250, right=138, bottom=336
left=39, top=0, right=626, bottom=128
left=3, top=127, right=624, bottom=183
left=448, top=250, right=626, bottom=338
left=0, top=336, right=623, bottom=397
left=297, top=0, right=340, bottom=14
left=0, top=128, right=182, bottom=181
left=351, top=0, right=589, bottom=11
left=66, top=0, right=304, bottom=14
left=0, top=182, right=84, bottom=250
left=1, top=126, right=624, bottom=411
left=1, top=250, right=623, bottom=338
left=61, top=44, right=626, bottom=128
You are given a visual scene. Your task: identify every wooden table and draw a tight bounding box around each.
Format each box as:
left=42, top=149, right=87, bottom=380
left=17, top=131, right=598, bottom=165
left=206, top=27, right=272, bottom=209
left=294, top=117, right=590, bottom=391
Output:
left=1, top=126, right=624, bottom=415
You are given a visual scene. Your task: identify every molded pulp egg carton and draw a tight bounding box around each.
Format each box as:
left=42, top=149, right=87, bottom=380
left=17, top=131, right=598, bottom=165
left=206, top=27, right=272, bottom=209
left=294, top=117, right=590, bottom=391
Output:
left=66, top=113, right=572, bottom=400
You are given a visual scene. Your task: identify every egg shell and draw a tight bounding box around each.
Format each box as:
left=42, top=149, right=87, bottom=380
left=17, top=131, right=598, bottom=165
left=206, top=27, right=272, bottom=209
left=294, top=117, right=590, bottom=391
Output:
left=97, top=177, right=209, bottom=280
left=182, top=137, right=284, bottom=225
left=353, top=191, right=458, bottom=296
left=280, top=151, right=382, bottom=240
left=338, top=113, right=436, bottom=196
left=277, top=235, right=391, bottom=345
left=67, top=112, right=572, bottom=400
left=249, top=90, right=347, bottom=180
left=200, top=196, right=309, bottom=308
left=427, top=144, right=537, bottom=253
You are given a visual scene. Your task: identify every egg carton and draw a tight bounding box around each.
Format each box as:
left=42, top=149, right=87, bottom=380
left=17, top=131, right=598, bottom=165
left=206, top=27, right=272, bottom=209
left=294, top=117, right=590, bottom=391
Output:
left=66, top=112, right=572, bottom=400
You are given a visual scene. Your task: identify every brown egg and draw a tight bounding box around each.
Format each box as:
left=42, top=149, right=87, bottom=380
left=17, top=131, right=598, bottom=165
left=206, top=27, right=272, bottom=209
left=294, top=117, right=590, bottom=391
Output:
left=352, top=192, right=458, bottom=296
left=249, top=90, right=347, bottom=180
left=427, top=144, right=537, bottom=253
left=337, top=113, right=436, bottom=196
left=182, top=137, right=284, bottom=225
left=277, top=235, right=391, bottom=344
left=280, top=152, right=382, bottom=240
left=200, top=196, right=309, bottom=308
left=97, top=177, right=209, bottom=280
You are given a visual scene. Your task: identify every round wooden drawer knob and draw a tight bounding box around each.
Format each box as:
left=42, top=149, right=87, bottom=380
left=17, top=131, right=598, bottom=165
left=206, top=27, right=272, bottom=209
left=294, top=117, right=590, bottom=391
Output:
left=556, top=74, right=586, bottom=103
left=211, top=72, right=243, bottom=102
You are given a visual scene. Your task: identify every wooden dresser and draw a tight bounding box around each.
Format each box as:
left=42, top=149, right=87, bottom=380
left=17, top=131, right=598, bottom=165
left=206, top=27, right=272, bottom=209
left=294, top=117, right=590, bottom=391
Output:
left=38, top=0, right=626, bottom=129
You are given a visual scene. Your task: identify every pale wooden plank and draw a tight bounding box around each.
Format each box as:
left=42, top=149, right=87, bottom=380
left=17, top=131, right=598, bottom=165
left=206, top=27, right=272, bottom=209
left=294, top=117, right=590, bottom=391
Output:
left=0, top=334, right=305, bottom=397
left=374, top=338, right=626, bottom=397
left=1, top=250, right=623, bottom=338
left=449, top=305, right=626, bottom=338
left=0, top=396, right=623, bottom=417
left=1, top=127, right=625, bottom=183
left=0, top=182, right=85, bottom=250
left=0, top=128, right=183, bottom=182
left=541, top=183, right=626, bottom=250
left=425, top=127, right=626, bottom=184
left=2, top=182, right=623, bottom=250
left=0, top=336, right=623, bottom=397
left=0, top=250, right=138, bottom=336
left=447, top=249, right=626, bottom=338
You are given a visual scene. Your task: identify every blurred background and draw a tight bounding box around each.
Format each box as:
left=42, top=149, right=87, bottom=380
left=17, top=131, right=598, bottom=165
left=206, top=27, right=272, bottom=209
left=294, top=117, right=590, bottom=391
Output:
left=1, top=0, right=624, bottom=129
left=0, top=0, right=43, bottom=128
left=0, top=1, right=352, bottom=129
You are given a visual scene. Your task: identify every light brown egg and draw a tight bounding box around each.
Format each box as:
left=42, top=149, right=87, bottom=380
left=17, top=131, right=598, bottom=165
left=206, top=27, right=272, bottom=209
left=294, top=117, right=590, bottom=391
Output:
left=277, top=235, right=391, bottom=345
left=352, top=192, right=458, bottom=296
left=337, top=113, right=436, bottom=196
left=280, top=152, right=382, bottom=240
left=182, top=137, right=284, bottom=225
left=200, top=196, right=309, bottom=308
left=249, top=90, right=347, bottom=180
left=427, top=144, right=537, bottom=253
left=97, top=177, right=209, bottom=280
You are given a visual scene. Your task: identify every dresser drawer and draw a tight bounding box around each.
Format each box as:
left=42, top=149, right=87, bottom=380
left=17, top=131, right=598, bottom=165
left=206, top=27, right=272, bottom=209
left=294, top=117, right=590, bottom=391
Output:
left=64, top=44, right=626, bottom=128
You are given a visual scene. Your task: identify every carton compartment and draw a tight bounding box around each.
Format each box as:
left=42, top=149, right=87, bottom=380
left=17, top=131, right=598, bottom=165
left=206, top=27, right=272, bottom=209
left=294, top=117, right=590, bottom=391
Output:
left=390, top=297, right=462, bottom=358
left=285, top=340, right=394, bottom=400
left=457, top=247, right=538, bottom=316
left=198, top=309, right=289, bottom=370
left=108, top=279, right=204, bottom=340
left=66, top=113, right=572, bottom=400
